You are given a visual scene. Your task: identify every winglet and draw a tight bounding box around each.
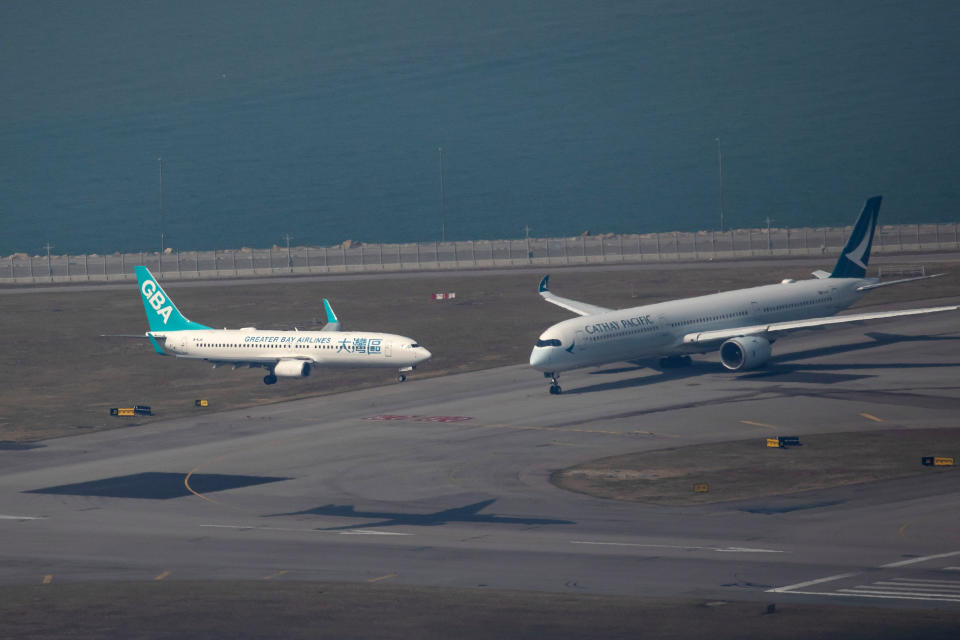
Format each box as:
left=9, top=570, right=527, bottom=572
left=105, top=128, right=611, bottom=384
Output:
left=538, top=275, right=550, bottom=293
left=321, top=298, right=341, bottom=332
left=830, top=196, right=882, bottom=278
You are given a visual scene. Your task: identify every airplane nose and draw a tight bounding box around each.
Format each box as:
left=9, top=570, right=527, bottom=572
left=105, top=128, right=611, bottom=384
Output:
left=529, top=347, right=551, bottom=370
left=417, top=347, right=432, bottom=362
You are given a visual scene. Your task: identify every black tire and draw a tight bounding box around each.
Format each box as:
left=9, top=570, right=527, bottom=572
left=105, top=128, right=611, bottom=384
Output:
left=263, top=374, right=278, bottom=385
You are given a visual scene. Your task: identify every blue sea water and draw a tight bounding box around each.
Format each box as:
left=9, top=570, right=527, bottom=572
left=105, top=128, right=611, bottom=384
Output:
left=1, top=0, right=958, bottom=254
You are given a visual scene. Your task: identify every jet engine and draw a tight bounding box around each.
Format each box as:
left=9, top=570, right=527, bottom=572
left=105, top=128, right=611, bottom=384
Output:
left=274, top=360, right=311, bottom=377
left=719, top=336, right=772, bottom=371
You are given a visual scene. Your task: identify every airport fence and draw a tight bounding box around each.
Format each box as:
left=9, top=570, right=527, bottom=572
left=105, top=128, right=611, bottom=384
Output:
left=2, top=222, right=959, bottom=284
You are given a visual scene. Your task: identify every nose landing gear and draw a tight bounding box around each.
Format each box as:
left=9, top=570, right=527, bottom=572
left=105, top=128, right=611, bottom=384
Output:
left=545, top=372, right=562, bottom=395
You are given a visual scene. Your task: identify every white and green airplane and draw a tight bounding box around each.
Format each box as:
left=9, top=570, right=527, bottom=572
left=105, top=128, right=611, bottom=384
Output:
left=135, top=266, right=431, bottom=385
left=531, top=196, right=959, bottom=394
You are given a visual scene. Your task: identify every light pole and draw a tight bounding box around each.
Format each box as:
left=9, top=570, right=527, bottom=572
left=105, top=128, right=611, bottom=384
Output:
left=282, top=233, right=294, bottom=271
left=158, top=156, right=164, bottom=274
left=716, top=138, right=725, bottom=233
left=43, top=242, right=54, bottom=281
left=438, top=146, right=445, bottom=243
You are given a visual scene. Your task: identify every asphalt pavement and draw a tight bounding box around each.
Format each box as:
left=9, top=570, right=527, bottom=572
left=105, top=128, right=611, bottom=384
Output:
left=1, top=307, right=959, bottom=608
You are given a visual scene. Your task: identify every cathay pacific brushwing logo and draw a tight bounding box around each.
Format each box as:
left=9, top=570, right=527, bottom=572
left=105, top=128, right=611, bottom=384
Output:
left=141, top=279, right=173, bottom=325
left=845, top=215, right=874, bottom=270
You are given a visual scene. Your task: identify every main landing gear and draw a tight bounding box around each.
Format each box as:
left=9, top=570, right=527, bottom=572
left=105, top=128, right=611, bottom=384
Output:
left=545, top=371, right=562, bottom=395
left=659, top=355, right=692, bottom=369
left=263, top=373, right=278, bottom=385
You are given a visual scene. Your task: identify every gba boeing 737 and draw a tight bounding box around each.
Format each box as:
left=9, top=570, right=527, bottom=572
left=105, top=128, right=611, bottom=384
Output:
left=134, top=266, right=431, bottom=385
left=530, top=196, right=958, bottom=394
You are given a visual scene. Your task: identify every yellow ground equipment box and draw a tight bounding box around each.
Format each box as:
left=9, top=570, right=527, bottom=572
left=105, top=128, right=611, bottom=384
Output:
left=767, top=436, right=801, bottom=449
left=110, top=406, right=152, bottom=417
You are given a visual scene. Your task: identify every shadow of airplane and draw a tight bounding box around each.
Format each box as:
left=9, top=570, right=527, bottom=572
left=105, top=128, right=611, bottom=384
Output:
left=565, top=361, right=719, bottom=395
left=565, top=332, right=960, bottom=395
left=267, top=498, right=576, bottom=530
left=772, top=331, right=960, bottom=365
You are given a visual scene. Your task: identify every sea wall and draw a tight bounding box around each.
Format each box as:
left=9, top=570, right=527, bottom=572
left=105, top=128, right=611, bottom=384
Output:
left=2, top=223, right=958, bottom=284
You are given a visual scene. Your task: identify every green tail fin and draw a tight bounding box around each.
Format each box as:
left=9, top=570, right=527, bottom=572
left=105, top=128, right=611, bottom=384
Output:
left=134, top=266, right=212, bottom=332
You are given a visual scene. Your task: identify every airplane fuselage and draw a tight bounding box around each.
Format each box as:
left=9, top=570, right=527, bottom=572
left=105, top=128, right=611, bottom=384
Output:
left=151, top=328, right=430, bottom=370
left=530, top=277, right=869, bottom=372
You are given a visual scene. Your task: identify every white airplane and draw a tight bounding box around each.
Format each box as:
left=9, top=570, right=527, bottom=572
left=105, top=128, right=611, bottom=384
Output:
left=530, top=196, right=958, bottom=394
left=134, top=266, right=431, bottom=385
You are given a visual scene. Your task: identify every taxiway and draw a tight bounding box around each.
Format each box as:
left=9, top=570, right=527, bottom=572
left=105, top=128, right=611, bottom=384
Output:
left=1, top=305, right=959, bottom=607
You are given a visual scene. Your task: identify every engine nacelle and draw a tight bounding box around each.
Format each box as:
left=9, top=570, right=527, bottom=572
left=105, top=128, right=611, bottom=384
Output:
left=719, top=336, right=772, bottom=371
left=274, top=360, right=311, bottom=378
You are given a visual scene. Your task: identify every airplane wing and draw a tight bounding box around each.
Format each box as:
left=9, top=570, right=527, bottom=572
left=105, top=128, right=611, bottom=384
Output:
left=538, top=275, right=612, bottom=316
left=682, top=304, right=960, bottom=346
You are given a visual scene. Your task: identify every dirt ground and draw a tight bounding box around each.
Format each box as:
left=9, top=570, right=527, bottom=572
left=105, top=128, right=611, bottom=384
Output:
left=2, top=259, right=957, bottom=442
left=1, top=581, right=959, bottom=640
left=553, top=428, right=960, bottom=504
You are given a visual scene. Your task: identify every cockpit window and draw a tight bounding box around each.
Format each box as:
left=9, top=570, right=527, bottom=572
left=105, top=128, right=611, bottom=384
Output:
left=535, top=338, right=562, bottom=348
left=410, top=343, right=420, bottom=348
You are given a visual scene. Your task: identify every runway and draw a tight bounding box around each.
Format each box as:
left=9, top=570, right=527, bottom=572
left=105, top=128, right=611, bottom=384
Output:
left=2, top=306, right=959, bottom=607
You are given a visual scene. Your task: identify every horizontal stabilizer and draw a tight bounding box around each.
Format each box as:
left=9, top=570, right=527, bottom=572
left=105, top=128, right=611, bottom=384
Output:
left=856, top=273, right=945, bottom=291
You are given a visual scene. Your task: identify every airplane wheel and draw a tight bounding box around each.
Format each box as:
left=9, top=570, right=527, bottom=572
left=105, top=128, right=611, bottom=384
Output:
left=398, top=374, right=407, bottom=383
left=659, top=355, right=692, bottom=369
left=263, top=374, right=278, bottom=385
left=549, top=384, right=562, bottom=395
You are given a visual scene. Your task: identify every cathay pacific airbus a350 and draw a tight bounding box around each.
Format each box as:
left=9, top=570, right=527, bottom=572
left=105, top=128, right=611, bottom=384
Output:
left=135, top=266, right=431, bottom=385
left=530, top=196, right=958, bottom=394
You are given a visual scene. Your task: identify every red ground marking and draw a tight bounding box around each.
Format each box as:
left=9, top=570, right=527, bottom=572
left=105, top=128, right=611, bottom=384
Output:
left=365, top=415, right=473, bottom=423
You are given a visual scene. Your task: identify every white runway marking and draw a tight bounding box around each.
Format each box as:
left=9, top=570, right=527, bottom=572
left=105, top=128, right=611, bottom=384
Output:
left=571, top=540, right=784, bottom=554
left=769, top=562, right=960, bottom=603
left=0, top=514, right=45, bottom=520
left=340, top=529, right=411, bottom=536
left=200, top=524, right=411, bottom=536
left=835, top=577, right=960, bottom=603
left=881, top=550, right=960, bottom=568
left=767, top=573, right=857, bottom=593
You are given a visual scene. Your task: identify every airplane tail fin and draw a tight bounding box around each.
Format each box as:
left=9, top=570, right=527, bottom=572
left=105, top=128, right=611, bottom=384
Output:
left=830, top=196, right=882, bottom=278
left=320, top=298, right=341, bottom=332
left=134, top=266, right=212, bottom=332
